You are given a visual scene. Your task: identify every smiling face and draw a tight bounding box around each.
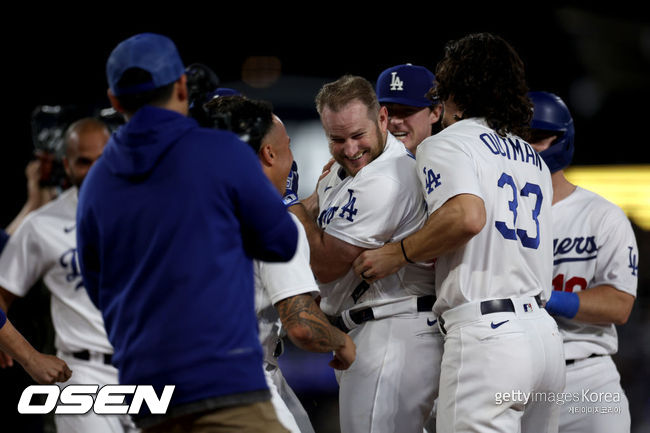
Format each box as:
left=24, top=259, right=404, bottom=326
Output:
left=384, top=103, right=441, bottom=154
left=320, top=99, right=387, bottom=177
left=63, top=120, right=109, bottom=188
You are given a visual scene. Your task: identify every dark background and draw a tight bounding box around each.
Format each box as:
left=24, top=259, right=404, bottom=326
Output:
left=3, top=5, right=649, bottom=223
left=1, top=5, right=648, bottom=432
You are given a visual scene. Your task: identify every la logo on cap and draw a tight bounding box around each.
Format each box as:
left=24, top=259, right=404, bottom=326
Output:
left=389, top=72, right=404, bottom=91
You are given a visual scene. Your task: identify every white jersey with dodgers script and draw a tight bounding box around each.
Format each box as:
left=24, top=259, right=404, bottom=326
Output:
left=0, top=187, right=113, bottom=354
left=254, top=213, right=319, bottom=364
left=551, top=186, right=638, bottom=360
left=316, top=133, right=435, bottom=316
left=416, top=118, right=554, bottom=315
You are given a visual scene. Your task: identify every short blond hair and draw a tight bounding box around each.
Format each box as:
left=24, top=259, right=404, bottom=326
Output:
left=315, top=75, right=380, bottom=120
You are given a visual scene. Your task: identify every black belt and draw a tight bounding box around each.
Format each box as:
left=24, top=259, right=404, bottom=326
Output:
left=331, top=295, right=435, bottom=333
left=439, top=295, right=542, bottom=334
left=72, top=350, right=113, bottom=365
left=273, top=338, right=284, bottom=358
left=566, top=353, right=602, bottom=366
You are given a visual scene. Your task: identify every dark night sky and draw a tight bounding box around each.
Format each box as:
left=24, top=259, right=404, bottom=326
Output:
left=2, top=6, right=649, bottom=225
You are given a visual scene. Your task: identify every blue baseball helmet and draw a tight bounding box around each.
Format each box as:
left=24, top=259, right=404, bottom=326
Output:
left=528, top=91, right=575, bottom=173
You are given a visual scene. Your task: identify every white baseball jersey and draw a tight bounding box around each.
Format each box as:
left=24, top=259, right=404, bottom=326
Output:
left=0, top=187, right=113, bottom=354
left=254, top=213, right=318, bottom=433
left=316, top=133, right=435, bottom=316
left=550, top=187, right=638, bottom=360
left=416, top=118, right=554, bottom=315
left=254, top=213, right=319, bottom=365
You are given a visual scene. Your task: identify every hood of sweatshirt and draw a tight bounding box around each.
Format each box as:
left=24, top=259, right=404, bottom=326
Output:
left=102, top=105, right=197, bottom=178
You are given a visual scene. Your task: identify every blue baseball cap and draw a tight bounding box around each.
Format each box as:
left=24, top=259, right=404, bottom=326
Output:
left=106, top=33, right=185, bottom=96
left=190, top=88, right=242, bottom=110
left=209, top=87, right=241, bottom=99
left=376, top=64, right=436, bottom=107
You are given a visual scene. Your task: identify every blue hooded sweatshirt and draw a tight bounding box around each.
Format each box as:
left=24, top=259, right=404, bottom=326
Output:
left=76, top=106, right=297, bottom=422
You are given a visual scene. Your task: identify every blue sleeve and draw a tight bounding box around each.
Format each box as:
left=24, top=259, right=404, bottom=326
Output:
left=0, top=307, right=6, bottom=329
left=226, top=137, right=298, bottom=262
left=0, top=229, right=8, bottom=254
left=76, top=186, right=101, bottom=309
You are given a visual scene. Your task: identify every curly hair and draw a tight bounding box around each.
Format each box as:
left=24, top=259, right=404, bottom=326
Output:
left=204, top=95, right=274, bottom=153
left=434, top=33, right=532, bottom=138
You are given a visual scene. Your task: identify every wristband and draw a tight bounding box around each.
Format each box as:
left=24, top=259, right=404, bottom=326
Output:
left=0, top=307, right=6, bottom=329
left=400, top=239, right=415, bottom=264
left=544, top=291, right=579, bottom=319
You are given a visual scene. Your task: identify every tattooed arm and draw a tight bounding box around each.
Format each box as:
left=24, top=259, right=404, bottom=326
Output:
left=275, top=294, right=356, bottom=370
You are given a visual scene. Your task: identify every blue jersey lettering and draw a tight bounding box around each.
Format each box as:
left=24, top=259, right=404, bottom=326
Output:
left=339, top=189, right=358, bottom=222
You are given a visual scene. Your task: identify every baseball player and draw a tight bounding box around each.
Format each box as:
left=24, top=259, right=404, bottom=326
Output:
left=528, top=91, right=638, bottom=432
left=0, top=307, right=72, bottom=384
left=354, top=33, right=566, bottom=432
left=376, top=62, right=443, bottom=432
left=204, top=94, right=356, bottom=433
left=376, top=63, right=442, bottom=155
left=289, top=75, right=442, bottom=433
left=0, top=118, right=138, bottom=432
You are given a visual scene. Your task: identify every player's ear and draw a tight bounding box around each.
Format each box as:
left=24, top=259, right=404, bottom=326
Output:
left=107, top=89, right=124, bottom=113
left=378, top=105, right=388, bottom=133
left=107, top=89, right=133, bottom=121
left=259, top=143, right=274, bottom=167
left=62, top=156, right=71, bottom=178
left=430, top=104, right=443, bottom=123
left=176, top=74, right=188, bottom=102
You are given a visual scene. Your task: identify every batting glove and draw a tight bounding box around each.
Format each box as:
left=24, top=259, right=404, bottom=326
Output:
left=282, top=161, right=300, bottom=207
